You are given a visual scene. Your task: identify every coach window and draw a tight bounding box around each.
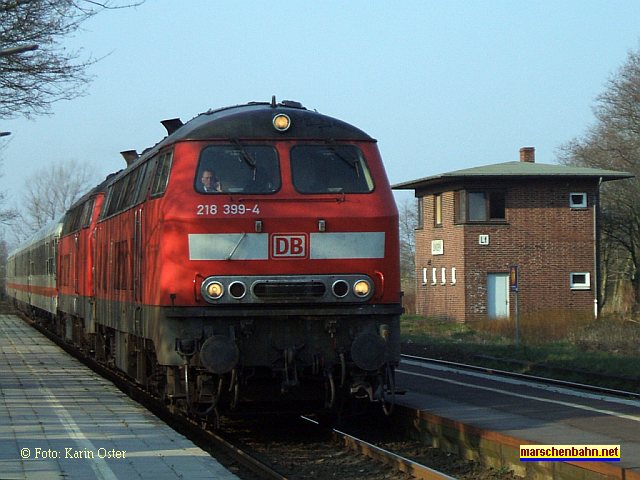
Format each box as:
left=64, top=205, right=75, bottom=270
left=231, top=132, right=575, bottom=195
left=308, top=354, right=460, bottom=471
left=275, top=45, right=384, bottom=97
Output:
left=120, top=166, right=144, bottom=210
left=80, top=198, right=95, bottom=228
left=134, top=162, right=151, bottom=204
left=291, top=145, right=374, bottom=194
left=151, top=150, right=173, bottom=197
left=104, top=179, right=125, bottom=217
left=196, top=145, right=279, bottom=194
left=62, top=204, right=83, bottom=234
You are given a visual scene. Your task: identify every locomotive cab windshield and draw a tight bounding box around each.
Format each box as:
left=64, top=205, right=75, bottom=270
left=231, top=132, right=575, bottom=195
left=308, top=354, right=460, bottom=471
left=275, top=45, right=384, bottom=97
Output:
left=291, top=144, right=374, bottom=194
left=195, top=143, right=375, bottom=195
left=196, top=145, right=280, bottom=194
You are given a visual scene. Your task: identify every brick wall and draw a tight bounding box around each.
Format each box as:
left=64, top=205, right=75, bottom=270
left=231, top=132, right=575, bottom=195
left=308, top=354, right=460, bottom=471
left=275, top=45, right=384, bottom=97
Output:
left=414, top=178, right=598, bottom=322
left=415, top=190, right=466, bottom=321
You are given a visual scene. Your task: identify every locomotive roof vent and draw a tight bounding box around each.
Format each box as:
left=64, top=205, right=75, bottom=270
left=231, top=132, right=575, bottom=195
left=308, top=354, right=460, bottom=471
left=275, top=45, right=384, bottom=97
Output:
left=120, top=150, right=139, bottom=165
left=270, top=95, right=305, bottom=110
left=280, top=100, right=304, bottom=109
left=161, top=118, right=184, bottom=135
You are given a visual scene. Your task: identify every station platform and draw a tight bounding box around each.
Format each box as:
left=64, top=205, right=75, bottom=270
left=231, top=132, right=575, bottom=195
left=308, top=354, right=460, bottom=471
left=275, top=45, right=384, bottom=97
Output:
left=0, top=314, right=239, bottom=480
left=396, top=357, right=640, bottom=479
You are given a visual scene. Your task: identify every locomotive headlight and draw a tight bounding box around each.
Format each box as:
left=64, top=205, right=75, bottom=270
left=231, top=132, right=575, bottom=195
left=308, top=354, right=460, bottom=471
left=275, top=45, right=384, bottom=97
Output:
left=353, top=279, right=372, bottom=298
left=272, top=113, right=291, bottom=132
left=205, top=281, right=224, bottom=300
left=228, top=281, right=247, bottom=299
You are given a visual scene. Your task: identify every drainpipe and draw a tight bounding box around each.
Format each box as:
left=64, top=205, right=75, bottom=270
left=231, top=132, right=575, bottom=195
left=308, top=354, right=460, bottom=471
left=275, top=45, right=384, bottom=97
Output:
left=594, top=177, right=603, bottom=318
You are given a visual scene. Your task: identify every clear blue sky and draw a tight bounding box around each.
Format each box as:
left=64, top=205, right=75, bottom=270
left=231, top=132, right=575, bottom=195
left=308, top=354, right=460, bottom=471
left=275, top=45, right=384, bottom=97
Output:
left=2, top=0, right=640, bottom=210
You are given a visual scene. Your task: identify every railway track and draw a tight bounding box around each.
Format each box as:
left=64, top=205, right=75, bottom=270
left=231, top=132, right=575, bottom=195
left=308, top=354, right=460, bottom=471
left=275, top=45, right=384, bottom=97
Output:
left=400, top=353, right=640, bottom=399
left=321, top=420, right=457, bottom=480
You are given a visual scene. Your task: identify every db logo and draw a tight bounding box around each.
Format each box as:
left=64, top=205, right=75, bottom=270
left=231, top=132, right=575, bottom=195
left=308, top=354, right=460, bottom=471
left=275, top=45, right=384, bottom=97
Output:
left=271, top=234, right=307, bottom=258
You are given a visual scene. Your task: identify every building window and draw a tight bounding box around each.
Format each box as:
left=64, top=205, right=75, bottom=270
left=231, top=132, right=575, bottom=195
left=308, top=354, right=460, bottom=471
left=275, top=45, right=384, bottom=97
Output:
left=570, top=272, right=591, bottom=290
left=570, top=192, right=587, bottom=209
left=417, top=197, right=424, bottom=229
left=455, top=190, right=506, bottom=223
left=431, top=268, right=437, bottom=285
left=451, top=267, right=457, bottom=285
left=422, top=267, right=428, bottom=285
left=434, top=193, right=442, bottom=226
left=440, top=267, right=446, bottom=285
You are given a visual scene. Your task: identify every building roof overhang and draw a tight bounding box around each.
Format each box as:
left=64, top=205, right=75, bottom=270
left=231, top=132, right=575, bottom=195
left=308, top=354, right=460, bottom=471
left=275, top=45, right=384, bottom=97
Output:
left=393, top=161, right=634, bottom=191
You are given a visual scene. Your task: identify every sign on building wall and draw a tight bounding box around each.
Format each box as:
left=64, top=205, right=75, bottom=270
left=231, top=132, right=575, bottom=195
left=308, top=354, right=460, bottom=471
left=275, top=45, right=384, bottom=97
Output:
left=431, top=239, right=444, bottom=255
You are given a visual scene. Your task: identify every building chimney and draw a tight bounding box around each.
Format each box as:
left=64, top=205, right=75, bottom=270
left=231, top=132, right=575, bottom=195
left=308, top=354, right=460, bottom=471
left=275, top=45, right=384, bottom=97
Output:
left=520, top=147, right=535, bottom=163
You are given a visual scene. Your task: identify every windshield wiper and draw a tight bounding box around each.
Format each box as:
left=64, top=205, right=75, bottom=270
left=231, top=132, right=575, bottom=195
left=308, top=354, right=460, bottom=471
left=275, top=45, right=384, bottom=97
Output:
left=231, top=139, right=257, bottom=180
left=325, top=140, right=360, bottom=177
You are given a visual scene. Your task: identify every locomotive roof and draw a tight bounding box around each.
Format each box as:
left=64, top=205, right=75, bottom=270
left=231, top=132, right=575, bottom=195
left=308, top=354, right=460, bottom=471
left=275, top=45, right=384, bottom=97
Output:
left=175, top=100, right=372, bottom=141
left=135, top=100, right=375, bottom=164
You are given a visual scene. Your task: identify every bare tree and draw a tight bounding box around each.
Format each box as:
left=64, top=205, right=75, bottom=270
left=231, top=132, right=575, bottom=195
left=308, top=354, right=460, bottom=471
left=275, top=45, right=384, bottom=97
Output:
left=0, top=0, right=142, bottom=119
left=11, top=159, right=97, bottom=241
left=398, top=198, right=417, bottom=281
left=398, top=198, right=417, bottom=313
left=0, top=137, right=18, bottom=225
left=559, top=47, right=640, bottom=311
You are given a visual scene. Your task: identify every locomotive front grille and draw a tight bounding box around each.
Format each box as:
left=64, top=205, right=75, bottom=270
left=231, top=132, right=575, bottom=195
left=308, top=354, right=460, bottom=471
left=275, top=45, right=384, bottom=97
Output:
left=252, top=281, right=326, bottom=299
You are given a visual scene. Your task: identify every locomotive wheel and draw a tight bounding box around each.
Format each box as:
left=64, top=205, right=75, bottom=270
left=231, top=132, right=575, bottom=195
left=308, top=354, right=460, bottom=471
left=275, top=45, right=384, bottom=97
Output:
left=324, top=371, right=336, bottom=409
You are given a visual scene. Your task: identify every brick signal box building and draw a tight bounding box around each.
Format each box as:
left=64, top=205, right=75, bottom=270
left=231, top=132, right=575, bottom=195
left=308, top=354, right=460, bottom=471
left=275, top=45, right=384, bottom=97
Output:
left=394, top=148, right=632, bottom=322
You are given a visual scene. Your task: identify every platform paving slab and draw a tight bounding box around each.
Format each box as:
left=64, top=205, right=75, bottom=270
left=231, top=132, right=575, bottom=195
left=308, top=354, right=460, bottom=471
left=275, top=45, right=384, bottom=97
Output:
left=0, top=314, right=239, bottom=479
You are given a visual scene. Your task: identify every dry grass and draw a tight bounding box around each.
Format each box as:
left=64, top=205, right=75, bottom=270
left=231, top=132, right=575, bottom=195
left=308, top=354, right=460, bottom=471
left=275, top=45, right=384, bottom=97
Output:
left=472, top=310, right=640, bottom=356
left=404, top=310, right=640, bottom=355
left=401, top=312, right=640, bottom=389
left=474, top=310, right=593, bottom=344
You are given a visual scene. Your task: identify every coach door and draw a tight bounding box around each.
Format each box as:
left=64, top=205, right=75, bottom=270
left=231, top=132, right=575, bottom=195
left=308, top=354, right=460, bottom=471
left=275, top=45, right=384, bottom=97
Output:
left=487, top=273, right=509, bottom=319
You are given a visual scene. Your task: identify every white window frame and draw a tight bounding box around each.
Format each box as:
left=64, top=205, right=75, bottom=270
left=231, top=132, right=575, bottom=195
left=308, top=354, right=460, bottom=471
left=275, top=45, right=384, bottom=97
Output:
left=440, top=267, right=446, bottom=285
left=451, top=267, right=457, bottom=285
left=569, top=192, right=587, bottom=209
left=570, top=272, right=591, bottom=290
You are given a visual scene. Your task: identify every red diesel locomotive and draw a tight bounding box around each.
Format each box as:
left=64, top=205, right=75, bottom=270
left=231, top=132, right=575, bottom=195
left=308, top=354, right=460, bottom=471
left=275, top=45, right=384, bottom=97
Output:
left=6, top=99, right=402, bottom=418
